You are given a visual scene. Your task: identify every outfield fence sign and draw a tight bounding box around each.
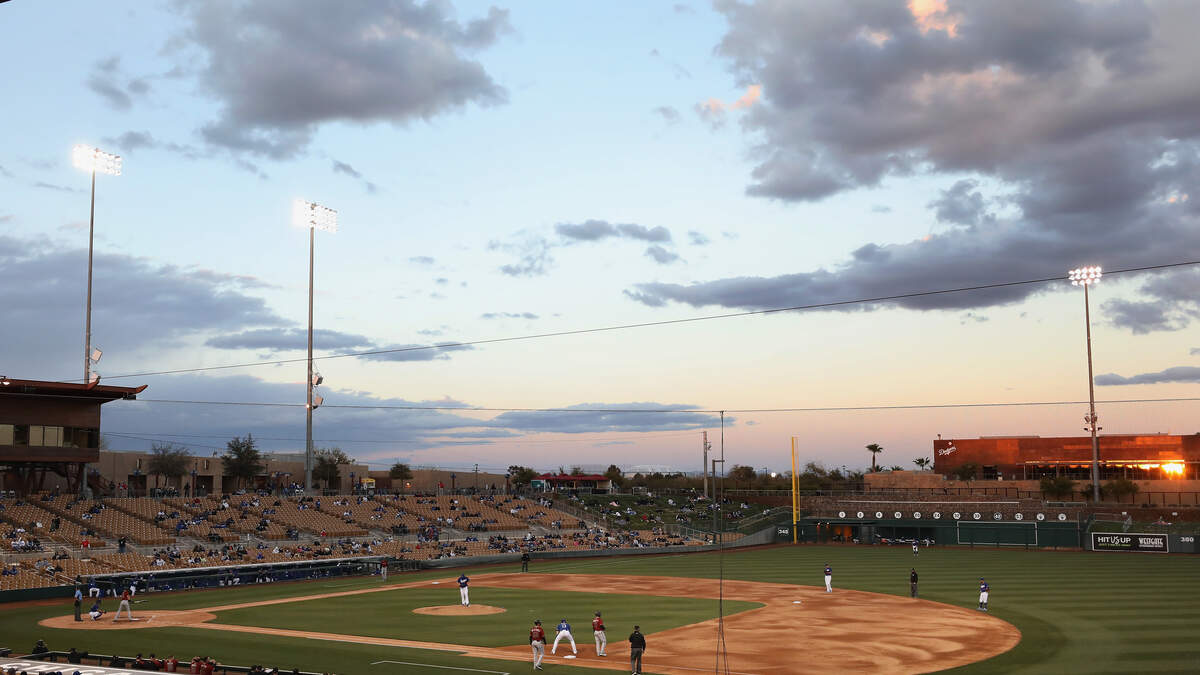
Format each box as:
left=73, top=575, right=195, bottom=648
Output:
left=1091, top=532, right=1169, bottom=553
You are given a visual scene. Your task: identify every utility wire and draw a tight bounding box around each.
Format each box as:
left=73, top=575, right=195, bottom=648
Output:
left=69, top=259, right=1200, bottom=382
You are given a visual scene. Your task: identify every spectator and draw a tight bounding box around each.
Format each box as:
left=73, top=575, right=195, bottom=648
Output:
left=31, top=639, right=49, bottom=657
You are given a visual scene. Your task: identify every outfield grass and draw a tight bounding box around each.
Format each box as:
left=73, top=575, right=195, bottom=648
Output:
left=1, top=545, right=1198, bottom=673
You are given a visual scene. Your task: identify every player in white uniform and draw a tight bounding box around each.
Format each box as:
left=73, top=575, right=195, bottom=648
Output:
left=977, top=578, right=989, bottom=612
left=457, top=573, right=470, bottom=606
left=912, top=541, right=919, bottom=556
left=551, top=618, right=577, bottom=655
left=592, top=611, right=607, bottom=656
left=824, top=563, right=832, bottom=592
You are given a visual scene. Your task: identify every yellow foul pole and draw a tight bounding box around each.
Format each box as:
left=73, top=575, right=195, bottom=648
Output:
left=791, top=436, right=798, bottom=544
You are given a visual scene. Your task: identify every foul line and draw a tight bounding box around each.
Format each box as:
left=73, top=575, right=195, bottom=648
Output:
left=370, top=661, right=509, bottom=674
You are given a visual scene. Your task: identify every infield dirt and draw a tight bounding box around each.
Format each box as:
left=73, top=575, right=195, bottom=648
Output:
left=40, top=572, right=1019, bottom=674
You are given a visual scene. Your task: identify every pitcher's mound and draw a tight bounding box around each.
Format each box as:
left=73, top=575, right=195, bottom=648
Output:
left=413, top=604, right=505, bottom=616
left=40, top=610, right=216, bottom=630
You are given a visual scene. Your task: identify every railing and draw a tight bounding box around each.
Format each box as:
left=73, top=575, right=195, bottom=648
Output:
left=25, top=651, right=325, bottom=675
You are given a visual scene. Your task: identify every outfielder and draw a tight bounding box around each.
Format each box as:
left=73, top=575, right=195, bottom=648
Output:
left=977, top=578, right=989, bottom=612
left=912, top=541, right=919, bottom=556
left=380, top=558, right=388, bottom=582
left=824, top=563, right=832, bottom=593
left=592, top=611, right=607, bottom=656
left=529, top=619, right=546, bottom=670
left=457, top=573, right=470, bottom=606
left=551, top=618, right=577, bottom=655
left=114, top=588, right=134, bottom=622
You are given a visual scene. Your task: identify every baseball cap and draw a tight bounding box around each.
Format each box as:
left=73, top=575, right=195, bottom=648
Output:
left=534, top=619, right=541, bottom=624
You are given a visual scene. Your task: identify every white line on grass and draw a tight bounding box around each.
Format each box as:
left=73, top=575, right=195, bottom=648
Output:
left=369, top=661, right=508, bottom=674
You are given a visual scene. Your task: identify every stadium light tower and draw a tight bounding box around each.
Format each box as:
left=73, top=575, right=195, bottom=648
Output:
left=1069, top=266, right=1103, bottom=502
left=293, top=199, right=338, bottom=493
left=72, top=145, right=122, bottom=385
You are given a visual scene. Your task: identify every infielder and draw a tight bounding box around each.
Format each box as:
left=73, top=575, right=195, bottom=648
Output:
left=912, top=541, right=919, bottom=556
left=592, top=611, right=607, bottom=656
left=114, top=588, right=134, bottom=622
left=824, top=563, right=832, bottom=593
left=529, top=619, right=546, bottom=670
left=551, top=618, right=577, bottom=655
left=457, top=573, right=470, bottom=606
left=977, top=578, right=989, bottom=612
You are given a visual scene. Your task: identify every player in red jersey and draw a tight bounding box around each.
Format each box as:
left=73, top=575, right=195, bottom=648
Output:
left=529, top=619, right=547, bottom=670
left=592, top=611, right=607, bottom=656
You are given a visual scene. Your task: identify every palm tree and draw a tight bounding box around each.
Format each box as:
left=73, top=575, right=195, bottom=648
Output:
left=865, top=443, right=884, bottom=472
left=913, top=457, right=931, bottom=471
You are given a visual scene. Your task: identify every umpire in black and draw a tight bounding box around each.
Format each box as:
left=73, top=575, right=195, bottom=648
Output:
left=629, top=625, right=646, bottom=674
left=910, top=568, right=919, bottom=598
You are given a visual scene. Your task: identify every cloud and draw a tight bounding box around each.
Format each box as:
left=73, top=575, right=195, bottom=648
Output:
left=1191, top=347, right=1200, bottom=356
left=645, top=245, right=681, bottom=264
left=33, top=182, right=82, bottom=193
left=409, top=256, right=435, bottom=265
left=359, top=342, right=474, bottom=362
left=653, top=106, right=682, bottom=125
left=491, top=402, right=723, bottom=434
left=480, top=312, right=539, bottom=320
left=555, top=220, right=671, bottom=243
left=626, top=2, right=1200, bottom=327
left=494, top=236, right=553, bottom=277
left=687, top=231, right=710, bottom=246
left=0, top=214, right=13, bottom=224
left=929, top=179, right=992, bottom=227
left=0, top=234, right=287, bottom=378
left=86, top=56, right=151, bottom=111
left=205, top=328, right=373, bottom=351
left=1102, top=268, right=1200, bottom=334
left=103, top=130, right=202, bottom=160
left=176, top=2, right=510, bottom=158
left=649, top=48, right=692, bottom=79
left=871, top=204, right=892, bottom=213
left=331, top=159, right=379, bottom=194
left=1095, top=366, right=1200, bottom=386
left=695, top=84, right=762, bottom=128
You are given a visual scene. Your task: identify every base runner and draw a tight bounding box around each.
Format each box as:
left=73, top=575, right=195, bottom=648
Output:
left=592, top=611, right=607, bottom=656
left=529, top=619, right=546, bottom=670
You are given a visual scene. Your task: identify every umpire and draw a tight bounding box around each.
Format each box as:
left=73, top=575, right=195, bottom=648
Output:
left=629, top=625, right=646, bottom=675
left=910, top=568, right=919, bottom=598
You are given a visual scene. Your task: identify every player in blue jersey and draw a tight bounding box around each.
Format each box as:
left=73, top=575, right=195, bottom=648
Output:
left=457, top=573, right=470, bottom=606
left=977, top=578, right=989, bottom=611
left=551, top=618, right=577, bottom=655
left=824, top=563, right=832, bottom=593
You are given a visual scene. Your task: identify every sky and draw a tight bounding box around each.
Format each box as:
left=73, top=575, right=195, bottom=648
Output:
left=2, top=0, right=1199, bottom=475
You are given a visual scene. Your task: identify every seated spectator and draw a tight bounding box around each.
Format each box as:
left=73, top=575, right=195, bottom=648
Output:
left=31, top=639, right=49, bottom=657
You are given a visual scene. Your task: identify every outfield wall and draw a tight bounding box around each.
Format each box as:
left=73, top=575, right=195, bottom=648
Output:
left=777, top=518, right=1083, bottom=548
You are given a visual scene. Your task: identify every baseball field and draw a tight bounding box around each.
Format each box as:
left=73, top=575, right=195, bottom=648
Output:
left=3, top=544, right=1198, bottom=674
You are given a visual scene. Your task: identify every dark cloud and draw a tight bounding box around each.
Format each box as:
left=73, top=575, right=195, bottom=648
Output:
left=1102, top=268, right=1200, bottom=334
left=176, top=2, right=510, bottom=158
left=491, top=402, right=723, bottom=434
left=687, top=230, right=710, bottom=246
left=929, top=179, right=991, bottom=227
left=627, top=2, right=1200, bottom=326
left=653, top=106, right=682, bottom=124
left=1095, top=366, right=1200, bottom=386
left=205, top=328, right=373, bottom=351
left=480, top=312, right=539, bottom=320
left=0, top=234, right=286, bottom=378
left=645, top=245, right=681, bottom=264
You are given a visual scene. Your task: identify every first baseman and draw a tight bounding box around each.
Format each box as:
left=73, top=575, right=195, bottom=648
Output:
left=824, top=563, right=832, bottom=593
left=458, top=573, right=470, bottom=606
left=592, top=611, right=607, bottom=656
left=552, top=618, right=577, bottom=655
left=529, top=619, right=547, bottom=670
left=977, top=578, right=989, bottom=611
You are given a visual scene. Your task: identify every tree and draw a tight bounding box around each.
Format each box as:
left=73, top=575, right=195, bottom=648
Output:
left=950, top=462, right=979, bottom=481
left=728, top=465, right=756, bottom=488
left=865, top=444, right=884, bottom=472
left=889, top=465, right=905, bottom=471
left=313, top=448, right=350, bottom=490
left=221, top=435, right=264, bottom=491
left=1039, top=476, right=1076, bottom=500
left=604, top=464, right=625, bottom=489
left=389, top=463, right=413, bottom=480
left=913, top=457, right=931, bottom=471
left=1102, top=478, right=1140, bottom=503
left=569, top=466, right=585, bottom=476
left=508, top=465, right=538, bottom=490
left=148, top=442, right=191, bottom=490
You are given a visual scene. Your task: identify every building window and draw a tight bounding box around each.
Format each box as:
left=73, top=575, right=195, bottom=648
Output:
left=0, top=424, right=13, bottom=445
left=28, top=425, right=64, bottom=447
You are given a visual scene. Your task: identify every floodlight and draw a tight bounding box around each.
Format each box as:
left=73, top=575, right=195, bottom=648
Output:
left=312, top=394, right=324, bottom=409
left=312, top=372, right=324, bottom=386
left=293, top=199, right=338, bottom=233
left=0, top=376, right=10, bottom=386
left=88, top=372, right=100, bottom=385
left=1068, top=266, right=1102, bottom=286
left=91, top=347, right=103, bottom=363
left=72, top=145, right=122, bottom=176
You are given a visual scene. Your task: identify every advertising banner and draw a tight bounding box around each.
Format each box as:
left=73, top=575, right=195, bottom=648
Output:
left=1091, top=532, right=1169, bottom=553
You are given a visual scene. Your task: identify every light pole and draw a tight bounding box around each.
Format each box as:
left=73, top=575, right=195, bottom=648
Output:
left=72, top=145, right=122, bottom=385
left=1069, top=266, right=1103, bottom=502
left=293, top=200, right=338, bottom=493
